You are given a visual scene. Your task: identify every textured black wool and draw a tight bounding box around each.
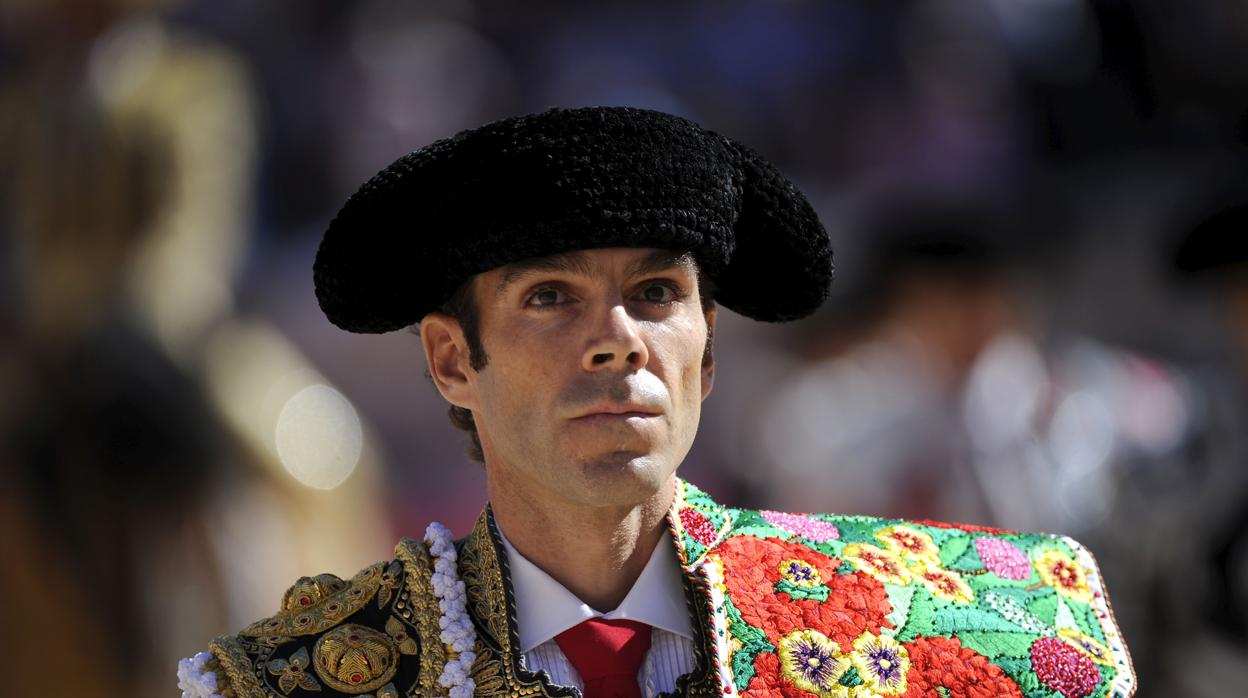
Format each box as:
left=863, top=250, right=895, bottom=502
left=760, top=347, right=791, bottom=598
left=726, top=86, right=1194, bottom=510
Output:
left=313, top=106, right=833, bottom=333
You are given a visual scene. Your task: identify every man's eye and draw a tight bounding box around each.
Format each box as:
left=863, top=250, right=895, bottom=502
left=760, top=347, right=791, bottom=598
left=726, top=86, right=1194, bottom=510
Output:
left=527, top=287, right=565, bottom=307
left=639, top=282, right=683, bottom=305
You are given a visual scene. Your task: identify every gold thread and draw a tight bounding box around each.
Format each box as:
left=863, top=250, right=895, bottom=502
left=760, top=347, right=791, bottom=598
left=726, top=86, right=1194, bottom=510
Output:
left=394, top=536, right=450, bottom=697
left=460, top=508, right=575, bottom=697
left=241, top=562, right=387, bottom=638
left=312, top=623, right=399, bottom=692
left=209, top=634, right=270, bottom=698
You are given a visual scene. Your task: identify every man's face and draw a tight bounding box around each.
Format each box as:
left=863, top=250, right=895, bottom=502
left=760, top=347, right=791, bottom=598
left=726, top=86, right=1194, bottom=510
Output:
left=434, top=247, right=715, bottom=508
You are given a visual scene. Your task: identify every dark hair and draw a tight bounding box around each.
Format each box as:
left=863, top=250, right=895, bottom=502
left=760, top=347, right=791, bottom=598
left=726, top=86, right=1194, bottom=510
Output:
left=424, top=259, right=717, bottom=463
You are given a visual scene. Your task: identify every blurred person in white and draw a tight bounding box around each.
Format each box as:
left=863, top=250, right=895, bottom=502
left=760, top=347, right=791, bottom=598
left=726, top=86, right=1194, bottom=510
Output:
left=749, top=205, right=1025, bottom=525
left=752, top=201, right=1200, bottom=530
left=0, top=2, right=389, bottom=696
left=747, top=201, right=1209, bottom=692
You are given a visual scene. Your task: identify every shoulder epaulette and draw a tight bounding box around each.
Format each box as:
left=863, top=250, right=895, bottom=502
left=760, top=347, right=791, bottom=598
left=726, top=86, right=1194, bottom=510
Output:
left=178, top=528, right=473, bottom=698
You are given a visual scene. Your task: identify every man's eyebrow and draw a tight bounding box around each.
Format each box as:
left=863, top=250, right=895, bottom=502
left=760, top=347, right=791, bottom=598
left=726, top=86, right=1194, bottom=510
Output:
left=494, top=249, right=695, bottom=299
left=625, top=249, right=696, bottom=280
left=495, top=251, right=595, bottom=299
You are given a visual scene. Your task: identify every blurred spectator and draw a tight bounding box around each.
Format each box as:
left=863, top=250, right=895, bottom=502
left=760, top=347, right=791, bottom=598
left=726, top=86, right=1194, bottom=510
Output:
left=0, top=3, right=391, bottom=696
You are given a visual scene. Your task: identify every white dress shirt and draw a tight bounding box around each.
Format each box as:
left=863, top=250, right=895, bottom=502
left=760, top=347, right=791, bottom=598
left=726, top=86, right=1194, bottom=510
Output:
left=497, top=527, right=697, bottom=696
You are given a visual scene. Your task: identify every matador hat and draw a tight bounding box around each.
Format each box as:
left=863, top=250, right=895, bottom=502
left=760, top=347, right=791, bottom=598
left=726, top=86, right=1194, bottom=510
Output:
left=314, top=105, right=833, bottom=333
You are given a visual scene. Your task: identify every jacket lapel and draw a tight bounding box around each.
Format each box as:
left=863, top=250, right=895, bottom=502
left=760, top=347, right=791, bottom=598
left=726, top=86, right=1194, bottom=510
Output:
left=457, top=481, right=734, bottom=697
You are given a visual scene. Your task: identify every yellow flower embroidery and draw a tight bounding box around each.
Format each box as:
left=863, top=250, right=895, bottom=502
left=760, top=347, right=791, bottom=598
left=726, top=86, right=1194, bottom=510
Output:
left=779, top=558, right=824, bottom=588
left=912, top=565, right=975, bottom=605
left=843, top=543, right=911, bottom=586
left=777, top=629, right=852, bottom=698
left=1034, top=550, right=1093, bottom=604
left=850, top=632, right=910, bottom=695
left=876, top=525, right=941, bottom=567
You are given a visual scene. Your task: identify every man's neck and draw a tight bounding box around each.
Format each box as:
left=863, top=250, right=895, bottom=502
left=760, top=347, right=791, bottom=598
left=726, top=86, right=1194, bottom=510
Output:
left=487, top=471, right=677, bottom=612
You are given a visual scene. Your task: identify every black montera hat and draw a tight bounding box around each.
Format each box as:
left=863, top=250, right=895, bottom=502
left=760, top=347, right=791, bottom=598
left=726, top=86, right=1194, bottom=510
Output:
left=313, top=105, right=833, bottom=332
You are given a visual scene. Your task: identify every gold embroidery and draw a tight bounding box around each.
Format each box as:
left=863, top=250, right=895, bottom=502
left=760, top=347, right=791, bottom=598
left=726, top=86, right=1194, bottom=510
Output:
left=209, top=634, right=269, bottom=698
left=267, top=645, right=322, bottom=695
left=460, top=509, right=575, bottom=697
left=384, top=616, right=419, bottom=656
left=378, top=560, right=403, bottom=609
left=241, top=563, right=386, bottom=638
left=394, top=536, right=449, bottom=697
left=282, top=573, right=350, bottom=613
left=313, top=623, right=400, bottom=692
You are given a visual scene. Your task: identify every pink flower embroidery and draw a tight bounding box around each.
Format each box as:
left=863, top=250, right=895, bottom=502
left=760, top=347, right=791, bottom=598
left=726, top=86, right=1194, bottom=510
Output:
left=974, top=537, right=1031, bottom=581
left=761, top=510, right=840, bottom=543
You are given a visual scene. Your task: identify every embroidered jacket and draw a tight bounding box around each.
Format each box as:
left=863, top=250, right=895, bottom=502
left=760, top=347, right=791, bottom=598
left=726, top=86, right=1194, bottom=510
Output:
left=179, top=479, right=1136, bottom=697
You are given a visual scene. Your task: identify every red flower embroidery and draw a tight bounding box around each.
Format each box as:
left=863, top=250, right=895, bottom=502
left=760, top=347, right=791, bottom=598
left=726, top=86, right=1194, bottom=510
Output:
left=899, top=636, right=1023, bottom=698
left=680, top=507, right=719, bottom=546
left=719, top=535, right=893, bottom=648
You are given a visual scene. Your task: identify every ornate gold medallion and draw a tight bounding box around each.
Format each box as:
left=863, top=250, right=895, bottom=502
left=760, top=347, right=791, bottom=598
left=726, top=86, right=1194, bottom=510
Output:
left=313, top=623, right=400, bottom=693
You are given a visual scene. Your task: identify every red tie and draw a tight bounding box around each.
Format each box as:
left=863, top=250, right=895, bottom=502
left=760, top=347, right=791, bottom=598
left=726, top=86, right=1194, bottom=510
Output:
left=554, top=618, right=653, bottom=698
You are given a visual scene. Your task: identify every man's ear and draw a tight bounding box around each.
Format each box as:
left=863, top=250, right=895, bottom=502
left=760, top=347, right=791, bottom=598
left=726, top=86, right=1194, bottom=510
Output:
left=420, top=311, right=478, bottom=410
left=701, top=306, right=716, bottom=400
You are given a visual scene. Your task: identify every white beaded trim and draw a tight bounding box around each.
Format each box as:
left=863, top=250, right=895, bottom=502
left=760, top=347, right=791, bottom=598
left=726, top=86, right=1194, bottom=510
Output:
left=426, top=521, right=477, bottom=698
left=176, top=650, right=223, bottom=698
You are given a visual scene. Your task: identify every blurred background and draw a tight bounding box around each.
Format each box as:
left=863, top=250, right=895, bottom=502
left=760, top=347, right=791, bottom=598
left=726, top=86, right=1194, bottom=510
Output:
left=1, top=0, right=1245, bottom=695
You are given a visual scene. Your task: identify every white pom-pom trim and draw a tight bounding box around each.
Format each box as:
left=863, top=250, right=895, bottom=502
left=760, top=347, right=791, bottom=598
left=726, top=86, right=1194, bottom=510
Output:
left=176, top=650, right=224, bottom=698
left=426, top=522, right=477, bottom=697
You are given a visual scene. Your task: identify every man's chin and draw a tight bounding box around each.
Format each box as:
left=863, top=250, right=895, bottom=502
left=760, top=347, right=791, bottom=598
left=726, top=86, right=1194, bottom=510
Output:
left=573, top=452, right=675, bottom=504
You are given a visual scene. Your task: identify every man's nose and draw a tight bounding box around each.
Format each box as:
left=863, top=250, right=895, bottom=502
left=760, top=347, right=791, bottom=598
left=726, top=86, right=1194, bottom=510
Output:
left=583, top=303, right=649, bottom=372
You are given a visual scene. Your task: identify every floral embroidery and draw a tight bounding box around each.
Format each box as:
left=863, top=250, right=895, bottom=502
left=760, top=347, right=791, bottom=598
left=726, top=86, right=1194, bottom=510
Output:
left=762, top=510, right=841, bottom=542
left=982, top=591, right=1050, bottom=635
left=842, top=543, right=912, bottom=586
left=898, top=635, right=1023, bottom=697
left=779, top=559, right=823, bottom=588
left=777, top=629, right=852, bottom=697
left=1034, top=550, right=1094, bottom=604
left=876, top=526, right=940, bottom=567
left=719, top=535, right=893, bottom=649
left=912, top=566, right=975, bottom=605
left=1031, top=636, right=1102, bottom=697
left=266, top=646, right=320, bottom=695
left=680, top=506, right=720, bottom=546
left=1057, top=628, right=1113, bottom=666
left=850, top=632, right=909, bottom=695
left=974, top=537, right=1031, bottom=581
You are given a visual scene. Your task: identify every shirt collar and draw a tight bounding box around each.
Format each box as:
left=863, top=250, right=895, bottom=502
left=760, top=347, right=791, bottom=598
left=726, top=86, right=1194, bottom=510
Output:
left=497, top=524, right=694, bottom=654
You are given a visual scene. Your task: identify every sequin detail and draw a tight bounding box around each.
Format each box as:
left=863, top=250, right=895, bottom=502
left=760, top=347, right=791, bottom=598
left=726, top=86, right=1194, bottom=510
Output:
left=680, top=506, right=720, bottom=546
left=1031, top=636, right=1102, bottom=697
